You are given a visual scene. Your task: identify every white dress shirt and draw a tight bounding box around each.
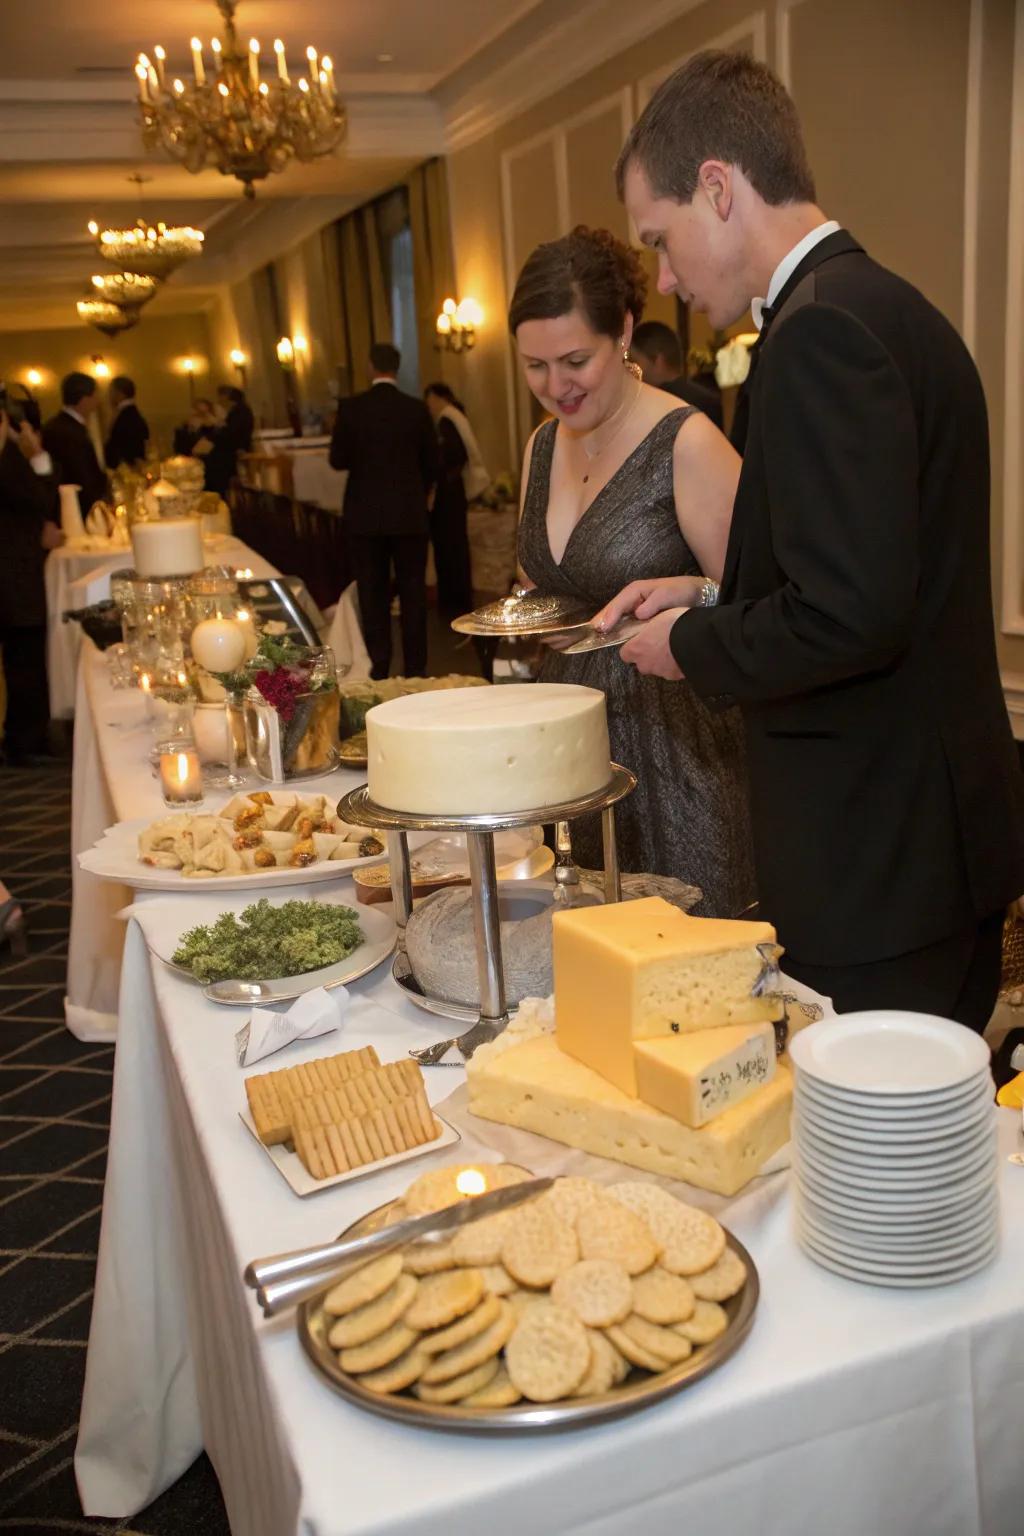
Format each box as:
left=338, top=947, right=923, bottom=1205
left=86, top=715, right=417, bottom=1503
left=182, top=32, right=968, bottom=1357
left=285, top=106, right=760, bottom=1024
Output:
left=751, top=220, right=841, bottom=330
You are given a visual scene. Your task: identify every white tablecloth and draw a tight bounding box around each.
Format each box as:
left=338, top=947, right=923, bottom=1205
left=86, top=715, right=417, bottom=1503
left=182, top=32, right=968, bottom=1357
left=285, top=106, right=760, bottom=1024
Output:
left=73, top=898, right=1024, bottom=1535
left=290, top=449, right=348, bottom=511
left=64, top=540, right=279, bottom=1041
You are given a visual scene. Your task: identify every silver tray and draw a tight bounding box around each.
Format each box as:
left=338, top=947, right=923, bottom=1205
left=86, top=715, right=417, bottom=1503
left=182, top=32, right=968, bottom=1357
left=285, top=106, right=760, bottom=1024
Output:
left=391, top=950, right=522, bottom=1026
left=337, top=764, right=637, bottom=835
left=451, top=591, right=593, bottom=638
left=298, top=1197, right=759, bottom=1432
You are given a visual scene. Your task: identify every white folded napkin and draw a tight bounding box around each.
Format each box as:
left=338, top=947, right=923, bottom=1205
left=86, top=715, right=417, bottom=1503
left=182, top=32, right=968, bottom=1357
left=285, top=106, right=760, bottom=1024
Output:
left=235, top=985, right=349, bottom=1067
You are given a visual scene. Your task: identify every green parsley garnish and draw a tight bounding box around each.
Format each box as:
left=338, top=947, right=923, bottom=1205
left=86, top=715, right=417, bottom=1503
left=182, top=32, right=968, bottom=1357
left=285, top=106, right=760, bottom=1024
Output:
left=172, top=899, right=363, bottom=983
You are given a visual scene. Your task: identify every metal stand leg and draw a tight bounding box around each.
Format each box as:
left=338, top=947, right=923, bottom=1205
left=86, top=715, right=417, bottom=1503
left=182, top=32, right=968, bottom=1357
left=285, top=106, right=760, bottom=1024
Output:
left=467, top=830, right=509, bottom=1032
left=387, top=831, right=413, bottom=952
left=601, top=806, right=621, bottom=903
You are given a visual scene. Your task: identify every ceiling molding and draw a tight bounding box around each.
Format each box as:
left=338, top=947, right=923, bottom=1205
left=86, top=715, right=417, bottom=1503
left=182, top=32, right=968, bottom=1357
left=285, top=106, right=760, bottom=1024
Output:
left=440, top=0, right=705, bottom=151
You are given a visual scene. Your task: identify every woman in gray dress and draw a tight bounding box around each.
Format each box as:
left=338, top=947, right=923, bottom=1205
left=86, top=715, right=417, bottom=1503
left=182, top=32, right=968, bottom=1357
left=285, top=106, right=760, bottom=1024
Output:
left=511, top=226, right=754, bottom=917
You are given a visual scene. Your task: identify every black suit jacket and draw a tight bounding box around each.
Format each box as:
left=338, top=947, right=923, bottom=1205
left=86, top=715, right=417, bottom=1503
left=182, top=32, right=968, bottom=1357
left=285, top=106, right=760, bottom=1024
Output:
left=660, top=374, right=724, bottom=430
left=203, top=401, right=255, bottom=495
left=329, top=382, right=438, bottom=537
left=42, top=411, right=107, bottom=513
left=671, top=230, right=1024, bottom=966
left=0, top=441, right=57, bottom=627
left=104, top=402, right=149, bottom=470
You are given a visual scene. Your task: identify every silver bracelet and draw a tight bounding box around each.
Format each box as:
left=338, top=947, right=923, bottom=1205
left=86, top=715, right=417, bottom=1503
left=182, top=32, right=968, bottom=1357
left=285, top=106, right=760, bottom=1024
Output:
left=698, top=578, right=720, bottom=608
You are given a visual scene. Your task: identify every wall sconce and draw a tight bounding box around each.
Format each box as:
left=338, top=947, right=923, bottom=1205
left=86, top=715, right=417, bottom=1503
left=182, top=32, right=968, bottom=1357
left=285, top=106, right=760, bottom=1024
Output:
left=181, top=355, right=197, bottom=402
left=292, top=333, right=308, bottom=354
left=435, top=296, right=482, bottom=354
left=276, top=335, right=295, bottom=369
left=26, top=368, right=43, bottom=388
left=230, top=347, right=248, bottom=388
left=91, top=355, right=111, bottom=379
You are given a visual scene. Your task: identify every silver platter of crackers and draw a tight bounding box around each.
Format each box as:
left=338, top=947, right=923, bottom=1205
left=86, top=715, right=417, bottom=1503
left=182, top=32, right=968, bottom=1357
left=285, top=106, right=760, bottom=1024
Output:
left=298, top=1163, right=758, bottom=1428
left=241, top=1045, right=460, bottom=1196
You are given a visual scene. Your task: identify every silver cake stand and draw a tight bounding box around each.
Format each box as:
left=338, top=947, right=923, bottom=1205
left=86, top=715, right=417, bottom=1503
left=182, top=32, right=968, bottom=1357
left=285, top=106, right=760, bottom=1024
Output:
left=337, top=766, right=636, bottom=1052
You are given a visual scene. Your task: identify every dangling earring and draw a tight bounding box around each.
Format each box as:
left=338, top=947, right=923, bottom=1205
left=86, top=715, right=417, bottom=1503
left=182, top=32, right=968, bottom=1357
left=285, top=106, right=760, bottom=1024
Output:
left=622, top=343, right=643, bottom=382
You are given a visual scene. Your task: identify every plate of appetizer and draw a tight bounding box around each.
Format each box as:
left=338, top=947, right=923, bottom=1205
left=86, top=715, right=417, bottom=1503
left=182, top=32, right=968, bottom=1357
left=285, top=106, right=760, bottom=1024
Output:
left=79, top=790, right=395, bottom=891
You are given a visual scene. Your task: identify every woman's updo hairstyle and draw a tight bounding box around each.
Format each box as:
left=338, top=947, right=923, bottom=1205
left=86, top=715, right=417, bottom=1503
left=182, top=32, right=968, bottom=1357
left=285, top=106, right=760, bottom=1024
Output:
left=508, top=225, right=647, bottom=339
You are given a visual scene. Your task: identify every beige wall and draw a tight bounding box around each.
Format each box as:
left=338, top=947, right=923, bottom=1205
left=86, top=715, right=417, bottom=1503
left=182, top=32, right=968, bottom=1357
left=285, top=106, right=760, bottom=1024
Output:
left=445, top=0, right=1024, bottom=700
left=0, top=311, right=213, bottom=457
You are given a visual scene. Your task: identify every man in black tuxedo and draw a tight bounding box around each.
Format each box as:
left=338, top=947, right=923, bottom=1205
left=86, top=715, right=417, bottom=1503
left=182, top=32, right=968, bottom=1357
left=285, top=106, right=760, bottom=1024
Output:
left=197, top=385, right=255, bottom=495
left=603, top=50, right=1024, bottom=1029
left=630, top=320, right=724, bottom=429
left=104, top=376, right=149, bottom=469
left=42, top=372, right=107, bottom=514
left=329, top=343, right=439, bottom=678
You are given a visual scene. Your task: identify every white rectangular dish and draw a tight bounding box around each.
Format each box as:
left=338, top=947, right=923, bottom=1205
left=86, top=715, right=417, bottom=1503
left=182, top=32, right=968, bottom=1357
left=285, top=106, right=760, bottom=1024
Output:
left=238, top=1108, right=460, bottom=1196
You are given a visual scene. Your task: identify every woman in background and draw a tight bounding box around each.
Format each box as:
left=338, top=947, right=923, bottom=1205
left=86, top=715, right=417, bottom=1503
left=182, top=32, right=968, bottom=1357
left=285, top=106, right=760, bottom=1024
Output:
left=510, top=225, right=754, bottom=917
left=424, top=383, right=489, bottom=620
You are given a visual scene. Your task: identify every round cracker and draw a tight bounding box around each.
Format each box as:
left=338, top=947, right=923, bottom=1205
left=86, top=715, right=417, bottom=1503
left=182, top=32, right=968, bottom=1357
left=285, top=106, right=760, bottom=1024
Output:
left=462, top=1363, right=522, bottom=1407
left=479, top=1263, right=517, bottom=1296
left=690, top=1246, right=747, bottom=1301
left=604, top=1322, right=667, bottom=1373
left=631, top=1267, right=696, bottom=1326
left=420, top=1291, right=501, bottom=1356
left=604, top=1332, right=630, bottom=1384
left=674, top=1299, right=729, bottom=1344
left=451, top=1210, right=514, bottom=1267
left=339, top=1320, right=420, bottom=1374
left=551, top=1259, right=632, bottom=1328
left=357, top=1343, right=430, bottom=1394
left=607, top=1183, right=724, bottom=1277
left=540, top=1176, right=609, bottom=1227
left=573, top=1329, right=619, bottom=1397
left=505, top=1302, right=591, bottom=1403
left=327, top=1273, right=418, bottom=1348
left=324, top=1252, right=404, bottom=1317
left=501, top=1203, right=579, bottom=1288
left=403, top=1238, right=456, bottom=1275
left=404, top=1268, right=484, bottom=1331
left=576, top=1202, right=659, bottom=1276
left=420, top=1299, right=516, bottom=1384
left=507, top=1287, right=551, bottom=1319
left=620, top=1313, right=693, bottom=1365
left=414, top=1355, right=500, bottom=1404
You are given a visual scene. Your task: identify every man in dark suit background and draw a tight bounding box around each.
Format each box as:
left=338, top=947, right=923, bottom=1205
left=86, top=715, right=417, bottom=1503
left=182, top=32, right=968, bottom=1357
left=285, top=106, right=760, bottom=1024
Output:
left=196, top=385, right=255, bottom=495
left=42, top=372, right=107, bottom=514
left=329, top=342, right=439, bottom=678
left=630, top=320, right=724, bottom=429
left=603, top=50, right=1024, bottom=1029
left=104, top=376, right=149, bottom=469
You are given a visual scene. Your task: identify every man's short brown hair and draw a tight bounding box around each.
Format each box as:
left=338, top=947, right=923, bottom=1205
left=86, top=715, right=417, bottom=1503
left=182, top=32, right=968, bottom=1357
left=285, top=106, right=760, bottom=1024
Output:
left=616, top=50, right=816, bottom=207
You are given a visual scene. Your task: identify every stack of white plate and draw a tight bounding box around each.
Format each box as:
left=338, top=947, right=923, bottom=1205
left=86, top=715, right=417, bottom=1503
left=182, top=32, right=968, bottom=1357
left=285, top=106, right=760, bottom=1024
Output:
left=788, top=1011, right=999, bottom=1287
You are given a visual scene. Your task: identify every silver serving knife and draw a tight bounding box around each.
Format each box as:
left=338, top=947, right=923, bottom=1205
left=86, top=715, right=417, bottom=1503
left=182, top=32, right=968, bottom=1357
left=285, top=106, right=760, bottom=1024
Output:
left=562, top=617, right=649, bottom=655
left=245, top=1175, right=553, bottom=1317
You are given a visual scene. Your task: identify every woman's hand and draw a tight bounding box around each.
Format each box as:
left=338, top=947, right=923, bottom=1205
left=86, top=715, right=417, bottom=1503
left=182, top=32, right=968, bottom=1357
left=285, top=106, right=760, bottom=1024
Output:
left=14, top=421, right=43, bottom=460
left=40, top=521, right=64, bottom=551
left=593, top=575, right=707, bottom=631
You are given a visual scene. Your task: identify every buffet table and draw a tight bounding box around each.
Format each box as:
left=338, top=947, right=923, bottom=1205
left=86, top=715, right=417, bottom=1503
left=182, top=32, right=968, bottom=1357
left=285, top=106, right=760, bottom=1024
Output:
left=75, top=898, right=1024, bottom=1535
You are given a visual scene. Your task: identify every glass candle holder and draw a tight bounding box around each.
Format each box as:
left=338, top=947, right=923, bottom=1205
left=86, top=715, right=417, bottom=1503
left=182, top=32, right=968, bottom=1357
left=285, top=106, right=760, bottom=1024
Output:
left=193, top=696, right=248, bottom=789
left=159, top=745, right=204, bottom=808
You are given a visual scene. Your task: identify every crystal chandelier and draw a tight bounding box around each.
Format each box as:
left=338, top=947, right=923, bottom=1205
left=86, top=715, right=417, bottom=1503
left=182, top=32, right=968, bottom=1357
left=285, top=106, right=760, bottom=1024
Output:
left=134, top=0, right=347, bottom=200
left=88, top=272, right=160, bottom=308
left=86, top=215, right=204, bottom=280
left=76, top=298, right=142, bottom=337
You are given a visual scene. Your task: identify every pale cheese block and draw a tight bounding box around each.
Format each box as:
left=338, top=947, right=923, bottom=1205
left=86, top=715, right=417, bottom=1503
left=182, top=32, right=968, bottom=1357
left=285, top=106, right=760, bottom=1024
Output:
left=366, top=683, right=610, bottom=815
left=553, top=897, right=784, bottom=1096
left=466, top=1026, right=792, bottom=1198
left=632, top=1022, right=776, bottom=1129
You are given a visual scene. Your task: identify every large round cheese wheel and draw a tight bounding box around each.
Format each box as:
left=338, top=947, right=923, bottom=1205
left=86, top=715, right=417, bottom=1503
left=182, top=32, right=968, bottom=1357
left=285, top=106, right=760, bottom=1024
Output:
left=366, top=682, right=611, bottom=814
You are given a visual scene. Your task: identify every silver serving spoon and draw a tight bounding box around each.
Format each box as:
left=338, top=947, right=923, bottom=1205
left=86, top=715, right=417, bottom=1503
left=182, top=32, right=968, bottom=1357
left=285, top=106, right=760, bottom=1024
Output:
left=202, top=978, right=299, bottom=1006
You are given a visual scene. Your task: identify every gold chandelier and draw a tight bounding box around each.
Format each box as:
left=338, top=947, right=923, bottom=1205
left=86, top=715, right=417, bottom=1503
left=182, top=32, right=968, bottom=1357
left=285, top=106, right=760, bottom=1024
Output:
left=86, top=216, right=204, bottom=280
left=76, top=298, right=142, bottom=337
left=134, top=0, right=347, bottom=200
left=88, top=272, right=160, bottom=307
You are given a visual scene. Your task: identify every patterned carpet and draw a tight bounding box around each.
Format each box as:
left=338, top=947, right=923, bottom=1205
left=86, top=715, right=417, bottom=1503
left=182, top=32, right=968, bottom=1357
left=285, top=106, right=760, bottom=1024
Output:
left=0, top=760, right=230, bottom=1535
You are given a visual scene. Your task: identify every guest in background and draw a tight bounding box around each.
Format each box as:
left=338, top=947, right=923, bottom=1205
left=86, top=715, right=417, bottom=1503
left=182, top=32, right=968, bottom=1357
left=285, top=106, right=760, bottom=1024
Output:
left=630, top=320, right=724, bottom=428
left=0, top=405, right=62, bottom=767
left=424, top=382, right=481, bottom=619
left=330, top=343, right=438, bottom=678
left=42, top=372, right=107, bottom=514
left=172, top=398, right=217, bottom=459
left=194, top=385, right=254, bottom=495
left=104, top=376, right=149, bottom=469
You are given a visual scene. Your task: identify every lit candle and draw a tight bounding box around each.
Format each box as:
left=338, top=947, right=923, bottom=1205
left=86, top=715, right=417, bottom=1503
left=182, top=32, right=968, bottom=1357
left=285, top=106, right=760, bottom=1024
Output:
left=274, top=38, right=289, bottom=82
left=191, top=37, right=205, bottom=85
left=233, top=608, right=259, bottom=659
left=140, top=671, right=153, bottom=719
left=136, top=62, right=150, bottom=103
left=321, top=54, right=335, bottom=92
left=154, top=45, right=166, bottom=85
left=249, top=38, right=260, bottom=90
left=191, top=617, right=247, bottom=673
left=306, top=44, right=318, bottom=81
left=148, top=65, right=159, bottom=97
left=160, top=747, right=204, bottom=807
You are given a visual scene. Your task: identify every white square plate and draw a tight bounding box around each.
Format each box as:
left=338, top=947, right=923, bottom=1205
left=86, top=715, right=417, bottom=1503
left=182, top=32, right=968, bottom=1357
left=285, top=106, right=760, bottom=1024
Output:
left=239, top=1108, right=461, bottom=1196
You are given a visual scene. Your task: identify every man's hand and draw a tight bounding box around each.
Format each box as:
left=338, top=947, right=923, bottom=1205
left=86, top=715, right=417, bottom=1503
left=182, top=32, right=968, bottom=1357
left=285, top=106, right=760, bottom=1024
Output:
left=619, top=607, right=688, bottom=679
left=40, top=521, right=64, bottom=551
left=192, top=436, right=214, bottom=456
left=592, top=575, right=706, bottom=632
